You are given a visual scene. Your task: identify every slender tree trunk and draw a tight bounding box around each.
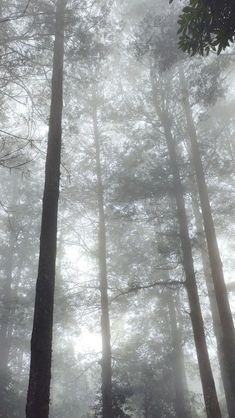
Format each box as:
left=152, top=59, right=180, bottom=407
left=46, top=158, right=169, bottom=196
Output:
left=0, top=227, right=15, bottom=371
left=167, top=291, right=191, bottom=418
left=143, top=389, right=149, bottom=418
left=92, top=88, right=113, bottom=418
left=26, top=1, right=65, bottom=417
left=0, top=278, right=14, bottom=417
left=191, top=190, right=235, bottom=417
left=0, top=176, right=19, bottom=372
left=174, top=292, right=192, bottom=403
left=150, top=70, right=221, bottom=417
left=179, top=66, right=235, bottom=400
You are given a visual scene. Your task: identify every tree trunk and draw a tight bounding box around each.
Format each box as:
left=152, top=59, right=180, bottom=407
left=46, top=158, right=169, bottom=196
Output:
left=92, top=88, right=113, bottom=418
left=0, top=175, right=19, bottom=373
left=167, top=291, right=191, bottom=418
left=165, top=121, right=221, bottom=418
left=179, top=65, right=235, bottom=401
left=150, top=70, right=221, bottom=417
left=0, top=226, right=15, bottom=372
left=191, top=190, right=235, bottom=417
left=26, top=1, right=65, bottom=417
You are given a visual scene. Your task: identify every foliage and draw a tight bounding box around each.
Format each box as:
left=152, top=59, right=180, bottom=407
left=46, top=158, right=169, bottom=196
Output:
left=170, top=0, right=235, bottom=55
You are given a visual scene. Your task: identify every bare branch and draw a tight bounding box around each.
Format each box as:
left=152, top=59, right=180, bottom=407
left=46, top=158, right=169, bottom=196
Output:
left=111, top=280, right=185, bottom=301
left=0, top=0, right=32, bottom=24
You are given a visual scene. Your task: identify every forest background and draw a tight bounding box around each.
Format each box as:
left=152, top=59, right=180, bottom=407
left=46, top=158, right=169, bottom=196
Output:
left=0, top=0, right=235, bottom=417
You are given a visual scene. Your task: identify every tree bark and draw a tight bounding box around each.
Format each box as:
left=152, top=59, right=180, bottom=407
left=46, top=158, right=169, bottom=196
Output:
left=91, top=88, right=113, bottom=418
left=179, top=65, right=235, bottom=401
left=150, top=69, right=221, bottom=418
left=26, top=1, right=65, bottom=417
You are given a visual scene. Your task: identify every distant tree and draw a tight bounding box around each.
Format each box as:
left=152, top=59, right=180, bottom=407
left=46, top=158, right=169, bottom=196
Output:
left=150, top=71, right=221, bottom=417
left=166, top=290, right=191, bottom=418
left=135, top=9, right=235, bottom=414
left=104, top=45, right=221, bottom=414
left=93, top=382, right=132, bottom=418
left=91, top=83, right=113, bottom=418
left=64, top=15, right=117, bottom=416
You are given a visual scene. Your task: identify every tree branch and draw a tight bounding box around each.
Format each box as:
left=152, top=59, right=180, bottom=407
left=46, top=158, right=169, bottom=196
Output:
left=0, top=0, right=32, bottom=24
left=111, top=279, right=185, bottom=301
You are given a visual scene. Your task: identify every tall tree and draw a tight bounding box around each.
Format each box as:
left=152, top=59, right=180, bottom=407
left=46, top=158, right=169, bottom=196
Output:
left=91, top=85, right=113, bottom=418
left=190, top=181, right=235, bottom=417
left=26, top=0, right=65, bottom=416
left=179, top=65, right=235, bottom=402
left=150, top=68, right=221, bottom=418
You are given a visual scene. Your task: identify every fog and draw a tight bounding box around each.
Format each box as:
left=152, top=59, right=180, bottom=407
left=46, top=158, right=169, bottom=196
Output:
left=0, top=0, right=235, bottom=417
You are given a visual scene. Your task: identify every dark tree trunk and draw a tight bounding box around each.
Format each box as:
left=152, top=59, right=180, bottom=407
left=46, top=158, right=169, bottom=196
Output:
left=92, top=88, right=113, bottom=418
left=150, top=70, right=221, bottom=418
left=26, top=1, right=65, bottom=417
left=179, top=66, right=235, bottom=401
left=167, top=291, right=191, bottom=418
left=191, top=190, right=235, bottom=417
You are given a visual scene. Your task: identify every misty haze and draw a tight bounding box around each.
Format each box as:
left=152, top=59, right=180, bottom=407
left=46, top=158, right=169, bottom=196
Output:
left=0, top=0, right=235, bottom=417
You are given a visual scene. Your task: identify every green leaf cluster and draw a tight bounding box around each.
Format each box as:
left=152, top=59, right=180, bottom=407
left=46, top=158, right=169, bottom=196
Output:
left=170, top=0, right=235, bottom=55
